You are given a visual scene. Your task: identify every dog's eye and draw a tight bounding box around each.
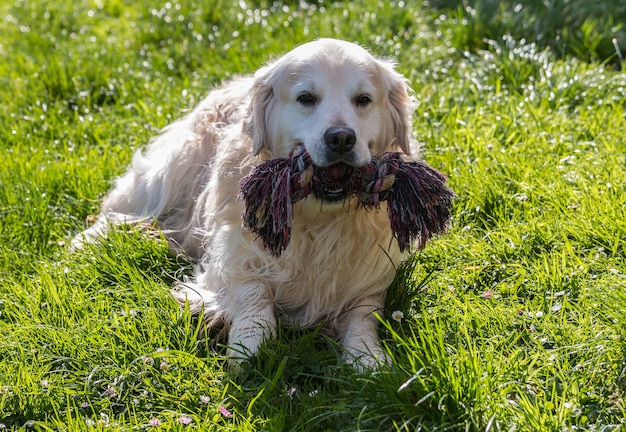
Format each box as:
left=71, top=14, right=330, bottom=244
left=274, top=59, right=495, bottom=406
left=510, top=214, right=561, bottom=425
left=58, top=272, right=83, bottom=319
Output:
left=355, top=94, right=372, bottom=107
left=297, top=92, right=318, bottom=106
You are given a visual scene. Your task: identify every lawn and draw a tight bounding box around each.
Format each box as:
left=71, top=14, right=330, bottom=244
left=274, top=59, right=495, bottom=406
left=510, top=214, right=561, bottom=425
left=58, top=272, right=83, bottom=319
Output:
left=1, top=0, right=625, bottom=430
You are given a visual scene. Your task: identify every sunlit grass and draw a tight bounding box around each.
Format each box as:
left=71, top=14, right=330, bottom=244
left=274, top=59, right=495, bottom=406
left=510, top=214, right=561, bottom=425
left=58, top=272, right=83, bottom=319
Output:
left=1, top=0, right=625, bottom=430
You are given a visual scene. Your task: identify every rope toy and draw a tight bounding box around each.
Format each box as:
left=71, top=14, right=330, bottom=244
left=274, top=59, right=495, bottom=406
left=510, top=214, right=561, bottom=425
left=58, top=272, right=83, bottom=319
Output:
left=239, top=144, right=456, bottom=256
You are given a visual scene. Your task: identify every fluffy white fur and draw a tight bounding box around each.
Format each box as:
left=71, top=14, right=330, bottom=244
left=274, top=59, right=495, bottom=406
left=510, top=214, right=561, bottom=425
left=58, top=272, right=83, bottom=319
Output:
left=72, top=38, right=419, bottom=370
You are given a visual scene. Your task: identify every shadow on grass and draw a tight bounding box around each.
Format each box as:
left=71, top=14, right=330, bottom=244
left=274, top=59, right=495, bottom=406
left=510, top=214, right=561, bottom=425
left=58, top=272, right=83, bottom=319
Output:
left=426, top=0, right=626, bottom=68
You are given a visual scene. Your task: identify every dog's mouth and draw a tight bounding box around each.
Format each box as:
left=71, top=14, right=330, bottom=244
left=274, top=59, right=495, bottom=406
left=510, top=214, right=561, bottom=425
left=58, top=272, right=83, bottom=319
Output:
left=311, top=162, right=358, bottom=204
left=319, top=187, right=350, bottom=203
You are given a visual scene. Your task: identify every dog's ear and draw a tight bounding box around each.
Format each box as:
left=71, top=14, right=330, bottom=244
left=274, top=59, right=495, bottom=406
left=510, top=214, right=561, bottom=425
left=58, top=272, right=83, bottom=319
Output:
left=245, top=65, right=276, bottom=157
left=379, top=61, right=418, bottom=156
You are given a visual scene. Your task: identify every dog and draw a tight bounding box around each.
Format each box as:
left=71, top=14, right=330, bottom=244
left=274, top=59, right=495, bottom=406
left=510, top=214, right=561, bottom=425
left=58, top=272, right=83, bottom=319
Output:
left=72, top=38, right=420, bottom=370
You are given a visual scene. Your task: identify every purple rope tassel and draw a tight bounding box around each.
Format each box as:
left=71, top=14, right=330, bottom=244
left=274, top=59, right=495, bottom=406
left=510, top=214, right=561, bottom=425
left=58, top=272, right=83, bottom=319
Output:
left=239, top=145, right=456, bottom=256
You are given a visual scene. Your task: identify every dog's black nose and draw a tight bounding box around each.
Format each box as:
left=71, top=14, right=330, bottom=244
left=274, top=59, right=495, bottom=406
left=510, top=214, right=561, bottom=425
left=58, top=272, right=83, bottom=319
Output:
left=324, top=127, right=356, bottom=155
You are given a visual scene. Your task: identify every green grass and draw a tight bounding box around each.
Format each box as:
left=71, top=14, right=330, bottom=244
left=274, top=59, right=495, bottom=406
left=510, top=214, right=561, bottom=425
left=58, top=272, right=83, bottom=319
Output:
left=1, top=0, right=625, bottom=430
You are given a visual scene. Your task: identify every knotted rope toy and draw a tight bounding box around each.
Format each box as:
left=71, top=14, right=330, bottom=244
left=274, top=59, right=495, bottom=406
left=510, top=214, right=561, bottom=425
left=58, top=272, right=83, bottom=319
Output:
left=239, top=144, right=456, bottom=256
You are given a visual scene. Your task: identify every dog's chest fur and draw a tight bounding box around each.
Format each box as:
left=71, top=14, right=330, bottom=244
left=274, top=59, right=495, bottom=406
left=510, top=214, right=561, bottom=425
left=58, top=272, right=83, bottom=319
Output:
left=266, top=201, right=400, bottom=327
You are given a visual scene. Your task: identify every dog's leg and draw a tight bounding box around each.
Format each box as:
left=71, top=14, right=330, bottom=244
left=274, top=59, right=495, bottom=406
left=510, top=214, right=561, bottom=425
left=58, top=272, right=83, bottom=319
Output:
left=338, top=295, right=389, bottom=370
left=70, top=214, right=110, bottom=251
left=69, top=210, right=151, bottom=251
left=226, top=281, right=277, bottom=370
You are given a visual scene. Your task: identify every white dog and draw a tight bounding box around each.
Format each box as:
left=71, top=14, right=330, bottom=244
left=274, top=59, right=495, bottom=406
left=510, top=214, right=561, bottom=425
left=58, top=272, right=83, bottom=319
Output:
left=72, top=38, right=419, bottom=370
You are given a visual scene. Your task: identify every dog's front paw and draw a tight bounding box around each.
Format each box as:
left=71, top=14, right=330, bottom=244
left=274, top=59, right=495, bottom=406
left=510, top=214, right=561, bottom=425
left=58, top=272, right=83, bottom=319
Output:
left=342, top=338, right=390, bottom=371
left=227, top=305, right=277, bottom=372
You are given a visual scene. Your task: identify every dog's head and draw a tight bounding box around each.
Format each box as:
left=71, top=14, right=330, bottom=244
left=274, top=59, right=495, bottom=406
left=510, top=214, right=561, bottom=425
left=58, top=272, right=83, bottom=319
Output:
left=245, top=39, right=417, bottom=175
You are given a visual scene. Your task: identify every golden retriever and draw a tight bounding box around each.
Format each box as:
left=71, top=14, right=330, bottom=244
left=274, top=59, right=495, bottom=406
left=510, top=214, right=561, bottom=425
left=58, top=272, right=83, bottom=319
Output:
left=72, top=38, right=419, bottom=370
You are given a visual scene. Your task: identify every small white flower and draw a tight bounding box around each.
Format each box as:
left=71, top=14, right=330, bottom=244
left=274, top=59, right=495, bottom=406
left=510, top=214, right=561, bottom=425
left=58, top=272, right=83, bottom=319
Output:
left=200, top=395, right=211, bottom=404
left=178, top=415, right=193, bottom=425
left=481, top=289, right=495, bottom=299
left=94, top=413, right=110, bottom=427
left=391, top=310, right=404, bottom=322
left=120, top=309, right=138, bottom=317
